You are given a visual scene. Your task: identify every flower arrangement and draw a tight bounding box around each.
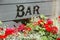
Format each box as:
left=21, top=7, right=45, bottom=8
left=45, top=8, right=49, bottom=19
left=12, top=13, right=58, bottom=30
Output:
left=0, top=14, right=59, bottom=40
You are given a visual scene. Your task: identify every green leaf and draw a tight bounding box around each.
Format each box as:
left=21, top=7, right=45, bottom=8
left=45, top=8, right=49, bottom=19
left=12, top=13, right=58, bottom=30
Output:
left=48, top=37, right=53, bottom=40
left=39, top=31, right=45, bottom=36
left=40, top=14, right=45, bottom=18
left=35, top=26, right=40, bottom=30
left=41, top=36, right=48, bottom=40
left=0, top=21, right=3, bottom=25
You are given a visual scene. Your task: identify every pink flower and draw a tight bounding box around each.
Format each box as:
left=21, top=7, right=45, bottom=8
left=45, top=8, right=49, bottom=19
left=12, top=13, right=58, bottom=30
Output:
left=18, top=24, right=25, bottom=31
left=47, top=19, right=53, bottom=25
left=33, top=22, right=38, bottom=26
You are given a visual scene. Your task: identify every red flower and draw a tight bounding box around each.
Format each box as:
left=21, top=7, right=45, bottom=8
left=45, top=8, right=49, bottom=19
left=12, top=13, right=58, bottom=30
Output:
left=18, top=24, right=25, bottom=31
left=0, top=27, right=3, bottom=31
left=58, top=16, right=60, bottom=19
left=5, top=27, right=15, bottom=36
left=58, top=16, right=60, bottom=21
left=24, top=27, right=31, bottom=31
left=44, top=23, right=49, bottom=28
left=0, top=34, right=7, bottom=39
left=44, top=23, right=52, bottom=32
left=45, top=26, right=52, bottom=32
left=45, top=25, right=58, bottom=34
left=47, top=19, right=53, bottom=25
left=56, top=38, right=60, bottom=40
left=37, top=19, right=43, bottom=25
left=51, top=26, right=58, bottom=34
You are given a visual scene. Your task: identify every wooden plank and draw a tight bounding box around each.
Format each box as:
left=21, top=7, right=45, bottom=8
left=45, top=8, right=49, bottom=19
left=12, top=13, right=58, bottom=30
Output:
left=0, top=0, right=51, bottom=4
left=0, top=0, right=53, bottom=21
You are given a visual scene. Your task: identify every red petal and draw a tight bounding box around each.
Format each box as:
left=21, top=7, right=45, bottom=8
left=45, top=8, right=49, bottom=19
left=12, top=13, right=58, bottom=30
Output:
left=45, top=26, right=52, bottom=32
left=0, top=34, right=7, bottom=39
left=5, top=27, right=15, bottom=35
left=51, top=26, right=58, bottom=34
left=56, top=38, right=60, bottom=40
left=37, top=19, right=43, bottom=24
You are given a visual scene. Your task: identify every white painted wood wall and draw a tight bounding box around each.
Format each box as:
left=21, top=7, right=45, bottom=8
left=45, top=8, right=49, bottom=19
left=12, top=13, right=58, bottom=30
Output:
left=0, top=0, right=53, bottom=21
left=0, top=0, right=58, bottom=27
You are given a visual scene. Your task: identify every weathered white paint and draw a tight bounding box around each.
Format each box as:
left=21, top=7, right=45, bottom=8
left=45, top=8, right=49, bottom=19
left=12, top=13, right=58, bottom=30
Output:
left=0, top=0, right=54, bottom=26
left=0, top=0, right=51, bottom=4
left=55, top=0, right=60, bottom=37
left=0, top=0, right=53, bottom=21
left=55, top=0, right=59, bottom=17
